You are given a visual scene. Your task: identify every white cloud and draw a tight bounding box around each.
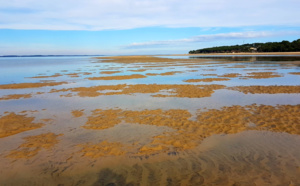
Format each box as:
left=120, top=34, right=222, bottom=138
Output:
left=0, top=0, right=299, bottom=30
left=123, top=31, right=300, bottom=49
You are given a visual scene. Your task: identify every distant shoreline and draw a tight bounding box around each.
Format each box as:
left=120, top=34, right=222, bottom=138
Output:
left=0, top=55, right=105, bottom=58
left=166, top=52, right=300, bottom=56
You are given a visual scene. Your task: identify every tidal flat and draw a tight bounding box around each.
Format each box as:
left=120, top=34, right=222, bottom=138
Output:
left=0, top=55, right=300, bottom=185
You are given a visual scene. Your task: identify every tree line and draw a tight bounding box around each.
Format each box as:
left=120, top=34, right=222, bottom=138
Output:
left=189, top=38, right=300, bottom=54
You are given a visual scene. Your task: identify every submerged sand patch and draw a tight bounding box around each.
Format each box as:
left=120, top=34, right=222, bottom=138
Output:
left=81, top=104, right=300, bottom=156
left=242, top=72, right=282, bottom=79
left=200, top=73, right=218, bottom=76
left=201, top=69, right=217, bottom=71
left=0, top=82, right=67, bottom=89
left=29, top=73, right=62, bottom=79
left=230, top=85, right=300, bottom=94
left=71, top=110, right=85, bottom=117
left=85, top=130, right=300, bottom=186
left=146, top=71, right=183, bottom=76
left=219, top=73, right=242, bottom=78
left=128, top=69, right=147, bottom=72
left=100, top=71, right=122, bottom=74
left=289, top=72, right=300, bottom=75
left=78, top=141, right=127, bottom=158
left=184, top=78, right=230, bottom=83
left=83, top=109, right=122, bottom=130
left=0, top=112, right=44, bottom=138
left=7, top=133, right=62, bottom=159
left=66, top=73, right=80, bottom=77
left=87, top=74, right=146, bottom=80
left=0, top=93, right=32, bottom=101
left=51, top=84, right=226, bottom=98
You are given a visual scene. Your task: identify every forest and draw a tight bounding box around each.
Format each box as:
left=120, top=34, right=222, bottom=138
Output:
left=189, top=38, right=300, bottom=54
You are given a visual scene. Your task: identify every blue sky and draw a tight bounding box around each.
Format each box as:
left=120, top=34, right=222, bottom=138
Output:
left=0, top=0, right=300, bottom=55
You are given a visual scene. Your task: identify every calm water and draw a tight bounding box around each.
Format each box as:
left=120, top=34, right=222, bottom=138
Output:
left=0, top=56, right=300, bottom=185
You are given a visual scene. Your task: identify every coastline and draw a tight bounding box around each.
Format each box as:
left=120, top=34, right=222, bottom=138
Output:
left=164, top=52, right=300, bottom=56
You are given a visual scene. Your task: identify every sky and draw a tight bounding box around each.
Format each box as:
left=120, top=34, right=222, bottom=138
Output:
left=0, top=0, right=300, bottom=55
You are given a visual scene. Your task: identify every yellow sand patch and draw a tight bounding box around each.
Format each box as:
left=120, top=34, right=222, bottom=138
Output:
left=230, top=85, right=300, bottom=94
left=78, top=141, right=127, bottom=158
left=51, top=84, right=225, bottom=98
left=83, top=109, right=122, bottom=130
left=289, top=72, right=300, bottom=75
left=129, top=69, right=147, bottom=72
left=0, top=113, right=44, bottom=138
left=7, top=133, right=62, bottom=159
left=71, top=109, right=85, bottom=117
left=66, top=73, right=80, bottom=77
left=0, top=82, right=67, bottom=89
left=0, top=94, right=32, bottom=101
left=100, top=71, right=122, bottom=74
left=243, top=72, right=282, bottom=79
left=81, top=104, right=300, bottom=156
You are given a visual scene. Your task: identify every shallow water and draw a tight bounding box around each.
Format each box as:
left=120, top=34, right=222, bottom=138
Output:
left=0, top=55, right=300, bottom=185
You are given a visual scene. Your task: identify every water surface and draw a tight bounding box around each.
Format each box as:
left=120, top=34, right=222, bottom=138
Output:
left=0, top=55, right=299, bottom=185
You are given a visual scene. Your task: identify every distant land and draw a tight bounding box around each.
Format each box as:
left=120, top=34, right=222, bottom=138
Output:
left=189, top=39, right=300, bottom=54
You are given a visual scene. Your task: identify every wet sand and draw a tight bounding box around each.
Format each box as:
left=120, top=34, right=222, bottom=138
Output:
left=0, top=55, right=299, bottom=185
